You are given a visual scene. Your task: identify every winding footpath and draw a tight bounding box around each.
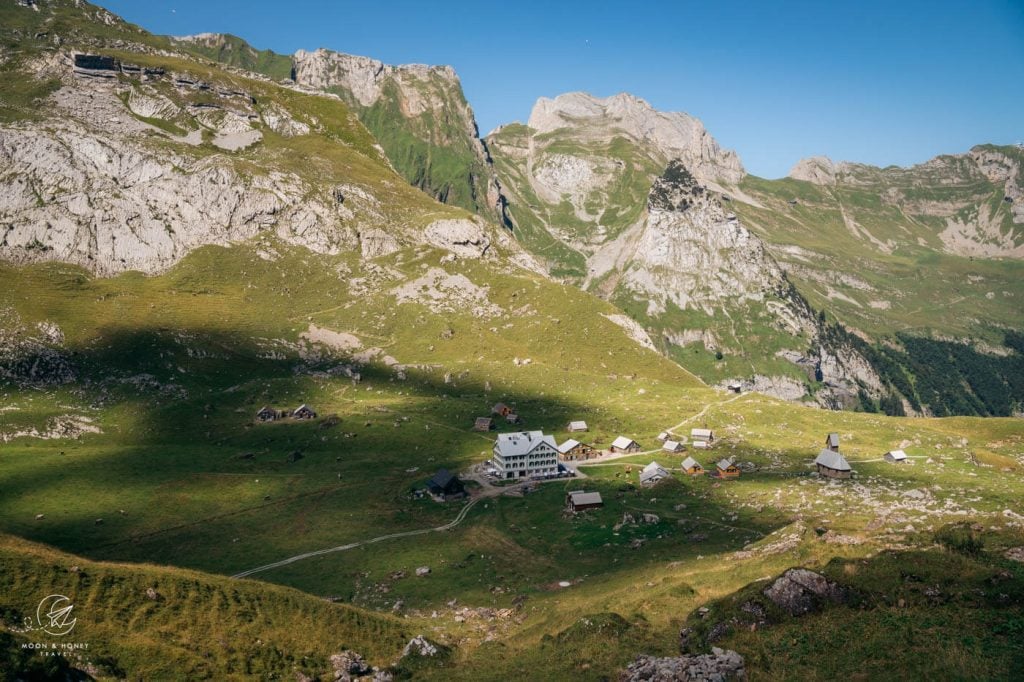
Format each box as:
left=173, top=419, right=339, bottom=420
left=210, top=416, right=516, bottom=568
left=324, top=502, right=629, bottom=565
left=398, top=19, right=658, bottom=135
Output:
left=233, top=495, right=483, bottom=578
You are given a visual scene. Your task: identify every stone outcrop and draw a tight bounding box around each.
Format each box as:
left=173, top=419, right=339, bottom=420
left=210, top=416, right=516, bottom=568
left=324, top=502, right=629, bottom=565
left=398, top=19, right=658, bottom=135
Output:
left=620, top=648, right=745, bottom=681
left=762, top=568, right=846, bottom=616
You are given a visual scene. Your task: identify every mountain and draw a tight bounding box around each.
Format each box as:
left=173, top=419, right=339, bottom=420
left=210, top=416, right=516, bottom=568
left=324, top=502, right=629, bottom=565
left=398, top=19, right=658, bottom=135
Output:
left=489, top=93, right=1024, bottom=415
left=171, top=33, right=509, bottom=225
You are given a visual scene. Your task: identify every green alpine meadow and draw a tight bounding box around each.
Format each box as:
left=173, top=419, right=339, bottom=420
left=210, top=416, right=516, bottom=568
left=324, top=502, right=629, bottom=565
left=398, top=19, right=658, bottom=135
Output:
left=0, top=1, right=1021, bottom=680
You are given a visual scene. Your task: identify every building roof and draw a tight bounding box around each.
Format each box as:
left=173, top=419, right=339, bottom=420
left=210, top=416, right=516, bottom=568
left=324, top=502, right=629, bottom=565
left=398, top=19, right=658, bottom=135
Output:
left=887, top=449, right=907, bottom=460
left=611, top=436, right=638, bottom=450
left=568, top=420, right=588, bottom=431
left=691, top=428, right=714, bottom=439
left=640, top=461, right=670, bottom=484
left=656, top=431, right=669, bottom=441
left=492, top=402, right=510, bottom=413
left=475, top=416, right=493, bottom=425
left=826, top=432, right=840, bottom=448
left=815, top=448, right=851, bottom=471
left=256, top=405, right=275, bottom=414
left=681, top=456, right=702, bottom=470
left=294, top=403, right=315, bottom=413
left=495, top=431, right=556, bottom=457
left=663, top=440, right=684, bottom=452
left=716, top=458, right=736, bottom=471
left=557, top=439, right=581, bottom=455
left=428, top=468, right=457, bottom=489
left=568, top=491, right=603, bottom=506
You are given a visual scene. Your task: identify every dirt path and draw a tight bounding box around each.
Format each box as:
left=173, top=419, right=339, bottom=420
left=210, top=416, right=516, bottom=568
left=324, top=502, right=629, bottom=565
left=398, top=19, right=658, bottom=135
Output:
left=232, top=476, right=557, bottom=579
left=665, top=392, right=747, bottom=436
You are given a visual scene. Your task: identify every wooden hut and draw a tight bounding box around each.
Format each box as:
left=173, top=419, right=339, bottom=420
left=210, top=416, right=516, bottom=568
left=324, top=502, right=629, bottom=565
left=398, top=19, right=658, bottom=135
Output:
left=557, top=439, right=598, bottom=461
left=292, top=404, right=317, bottom=420
left=814, top=449, right=852, bottom=479
left=715, top=458, right=740, bottom=479
left=610, top=436, right=641, bottom=454
left=566, top=490, right=604, bottom=512
left=681, top=456, right=705, bottom=476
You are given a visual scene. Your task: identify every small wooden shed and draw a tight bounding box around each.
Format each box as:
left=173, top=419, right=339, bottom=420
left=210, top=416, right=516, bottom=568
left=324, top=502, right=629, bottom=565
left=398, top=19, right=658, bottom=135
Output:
left=566, top=490, right=604, bottom=512
left=473, top=417, right=495, bottom=432
left=815, top=449, right=852, bottom=479
left=255, top=406, right=281, bottom=422
left=491, top=402, right=512, bottom=417
left=610, top=436, right=641, bottom=454
left=885, top=449, right=907, bottom=463
left=567, top=420, right=589, bottom=432
left=292, top=404, right=317, bottom=420
left=716, top=458, right=740, bottom=479
left=825, top=432, right=840, bottom=452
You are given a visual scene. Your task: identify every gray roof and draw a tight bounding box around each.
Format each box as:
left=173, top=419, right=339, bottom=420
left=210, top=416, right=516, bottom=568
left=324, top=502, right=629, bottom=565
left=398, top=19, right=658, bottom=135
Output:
left=815, top=448, right=851, bottom=471
left=568, top=491, right=603, bottom=506
left=663, top=440, right=684, bottom=452
left=681, top=456, right=702, bottom=470
left=826, top=433, right=840, bottom=447
left=557, top=439, right=581, bottom=455
left=294, top=404, right=315, bottom=413
left=716, top=458, right=735, bottom=470
left=886, top=449, right=907, bottom=460
left=691, top=428, right=714, bottom=439
left=495, top=431, right=556, bottom=457
left=640, top=461, right=671, bottom=484
left=611, top=436, right=639, bottom=450
left=568, top=420, right=588, bottom=431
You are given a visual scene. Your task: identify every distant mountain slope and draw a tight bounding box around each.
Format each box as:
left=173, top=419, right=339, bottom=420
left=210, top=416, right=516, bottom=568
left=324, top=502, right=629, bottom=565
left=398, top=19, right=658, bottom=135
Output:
left=171, top=33, right=509, bottom=224
left=489, top=94, right=1024, bottom=415
left=0, top=3, right=511, bottom=275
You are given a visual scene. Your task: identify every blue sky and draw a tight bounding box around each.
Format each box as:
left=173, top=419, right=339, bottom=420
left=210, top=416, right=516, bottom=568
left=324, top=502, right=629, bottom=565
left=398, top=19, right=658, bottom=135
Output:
left=102, top=0, right=1024, bottom=178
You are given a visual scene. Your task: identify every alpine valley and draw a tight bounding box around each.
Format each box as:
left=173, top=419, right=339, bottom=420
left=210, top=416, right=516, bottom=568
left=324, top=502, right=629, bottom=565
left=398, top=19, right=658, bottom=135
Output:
left=0, top=2, right=1021, bottom=681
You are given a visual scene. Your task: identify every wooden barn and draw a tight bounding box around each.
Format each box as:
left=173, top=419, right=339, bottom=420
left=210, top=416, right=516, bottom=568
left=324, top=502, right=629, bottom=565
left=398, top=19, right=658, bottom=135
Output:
left=815, top=449, right=852, bottom=479
left=662, top=440, right=685, bottom=453
left=557, top=439, right=598, bottom=461
left=473, top=417, right=495, bottom=432
left=427, top=469, right=467, bottom=501
left=715, top=458, right=740, bottom=479
left=567, top=420, right=589, bottom=432
left=566, top=490, right=604, bottom=512
left=681, top=456, right=705, bottom=476
left=292, top=404, right=317, bottom=420
left=255, top=406, right=282, bottom=422
left=610, top=436, right=641, bottom=454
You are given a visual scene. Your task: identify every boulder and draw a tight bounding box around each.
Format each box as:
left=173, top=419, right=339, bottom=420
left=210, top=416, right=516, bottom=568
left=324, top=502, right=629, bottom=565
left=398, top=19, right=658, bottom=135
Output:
left=329, top=650, right=372, bottom=681
left=763, top=568, right=845, bottom=616
left=402, top=635, right=440, bottom=658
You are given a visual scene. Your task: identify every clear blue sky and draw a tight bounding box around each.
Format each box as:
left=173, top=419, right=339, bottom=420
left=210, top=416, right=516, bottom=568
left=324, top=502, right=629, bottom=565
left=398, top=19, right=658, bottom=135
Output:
left=101, top=0, right=1024, bottom=178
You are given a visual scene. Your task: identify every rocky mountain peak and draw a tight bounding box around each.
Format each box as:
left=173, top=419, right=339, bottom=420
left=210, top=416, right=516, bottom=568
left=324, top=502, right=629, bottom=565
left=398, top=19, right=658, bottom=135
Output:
left=788, top=155, right=839, bottom=184
left=526, top=91, right=744, bottom=186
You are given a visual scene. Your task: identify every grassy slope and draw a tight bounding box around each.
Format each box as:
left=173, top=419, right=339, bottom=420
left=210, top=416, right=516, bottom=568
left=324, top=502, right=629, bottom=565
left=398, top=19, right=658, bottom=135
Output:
left=0, top=533, right=417, bottom=680
left=2, top=244, right=1022, bottom=679
left=172, top=33, right=294, bottom=81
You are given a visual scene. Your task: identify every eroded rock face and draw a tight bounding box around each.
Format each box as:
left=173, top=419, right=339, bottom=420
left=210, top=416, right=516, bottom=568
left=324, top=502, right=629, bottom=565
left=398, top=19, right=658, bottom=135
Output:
left=528, top=92, right=745, bottom=186
left=763, top=568, right=846, bottom=616
left=620, top=648, right=745, bottom=681
left=422, top=218, right=490, bottom=257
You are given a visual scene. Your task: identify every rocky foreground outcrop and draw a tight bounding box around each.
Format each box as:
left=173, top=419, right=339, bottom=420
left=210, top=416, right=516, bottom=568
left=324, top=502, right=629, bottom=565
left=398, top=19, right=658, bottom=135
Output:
left=620, top=648, right=745, bottom=681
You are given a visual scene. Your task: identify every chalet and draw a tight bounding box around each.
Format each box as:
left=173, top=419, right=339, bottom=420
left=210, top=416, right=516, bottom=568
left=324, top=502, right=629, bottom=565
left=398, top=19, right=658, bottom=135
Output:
left=491, top=402, right=513, bottom=417
left=255, top=406, right=282, bottom=422
left=691, top=428, right=715, bottom=446
left=885, top=449, right=908, bottom=464
left=492, top=431, right=558, bottom=479
left=506, top=413, right=523, bottom=425
left=815, top=449, right=852, bottom=479
left=558, top=439, right=598, bottom=461
left=610, top=436, right=641, bottom=454
left=639, top=461, right=672, bottom=487
left=473, top=417, right=495, bottom=432
left=656, top=431, right=670, bottom=442
left=427, top=469, right=466, bottom=501
left=292, top=404, right=317, bottom=420
left=681, top=456, right=705, bottom=476
left=662, top=440, right=685, bottom=453
left=825, top=433, right=840, bottom=452
left=566, top=490, right=604, bottom=512
left=567, top=420, right=589, bottom=432
left=716, top=457, right=741, bottom=479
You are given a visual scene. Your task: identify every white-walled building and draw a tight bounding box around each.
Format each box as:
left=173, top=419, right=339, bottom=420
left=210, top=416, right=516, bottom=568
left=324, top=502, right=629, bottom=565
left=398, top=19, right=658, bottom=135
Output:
left=492, top=431, right=559, bottom=479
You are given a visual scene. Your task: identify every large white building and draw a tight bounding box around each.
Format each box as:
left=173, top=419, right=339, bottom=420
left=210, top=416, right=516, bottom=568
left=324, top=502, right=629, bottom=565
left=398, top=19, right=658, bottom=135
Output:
left=492, top=431, right=558, bottom=479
